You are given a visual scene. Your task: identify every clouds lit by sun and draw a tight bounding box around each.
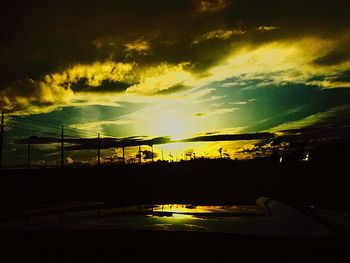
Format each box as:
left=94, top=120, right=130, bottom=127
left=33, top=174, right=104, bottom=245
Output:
left=1, top=0, right=350, bottom=163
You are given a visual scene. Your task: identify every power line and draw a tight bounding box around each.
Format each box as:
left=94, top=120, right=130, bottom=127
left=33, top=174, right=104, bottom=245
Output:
left=8, top=115, right=98, bottom=137
left=7, top=113, right=127, bottom=139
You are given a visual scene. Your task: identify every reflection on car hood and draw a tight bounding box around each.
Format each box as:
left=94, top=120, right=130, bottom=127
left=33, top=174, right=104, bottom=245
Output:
left=0, top=198, right=335, bottom=238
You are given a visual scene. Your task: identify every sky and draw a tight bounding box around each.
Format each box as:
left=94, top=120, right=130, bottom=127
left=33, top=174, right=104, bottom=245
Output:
left=1, top=0, right=350, bottom=165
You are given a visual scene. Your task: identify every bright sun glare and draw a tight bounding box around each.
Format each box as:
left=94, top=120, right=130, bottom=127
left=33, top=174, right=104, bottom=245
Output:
left=145, top=109, right=193, bottom=140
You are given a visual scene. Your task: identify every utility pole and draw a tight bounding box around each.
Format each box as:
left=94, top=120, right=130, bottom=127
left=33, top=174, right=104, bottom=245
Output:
left=0, top=112, right=4, bottom=170
left=61, top=125, right=64, bottom=169
left=151, top=144, right=154, bottom=163
left=97, top=133, right=101, bottom=167
left=122, top=145, right=125, bottom=165
left=28, top=136, right=31, bottom=168
left=161, top=148, right=164, bottom=161
left=218, top=147, right=223, bottom=159
left=138, top=145, right=142, bottom=165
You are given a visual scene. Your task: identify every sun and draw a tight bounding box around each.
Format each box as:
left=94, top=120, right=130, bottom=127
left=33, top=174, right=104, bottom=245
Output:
left=144, top=109, right=193, bottom=140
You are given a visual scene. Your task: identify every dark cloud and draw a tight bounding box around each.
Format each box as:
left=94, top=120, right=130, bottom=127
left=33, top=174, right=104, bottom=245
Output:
left=2, top=0, right=350, bottom=87
left=17, top=135, right=171, bottom=151
left=156, top=83, right=189, bottom=95
left=313, top=52, right=349, bottom=66
left=181, top=132, right=275, bottom=142
left=223, top=0, right=350, bottom=34
left=332, top=71, right=350, bottom=83
left=1, top=0, right=350, bottom=115
left=0, top=0, right=192, bottom=86
left=16, top=131, right=276, bottom=150
left=0, top=78, right=55, bottom=112
left=21, top=122, right=350, bottom=153
left=70, top=79, right=133, bottom=93
left=275, top=122, right=350, bottom=145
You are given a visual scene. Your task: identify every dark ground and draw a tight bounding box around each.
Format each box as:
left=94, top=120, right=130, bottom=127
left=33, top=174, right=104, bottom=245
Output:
left=0, top=158, right=350, bottom=262
left=0, top=158, right=348, bottom=211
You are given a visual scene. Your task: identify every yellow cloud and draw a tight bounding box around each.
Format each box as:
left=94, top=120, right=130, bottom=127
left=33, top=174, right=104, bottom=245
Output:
left=9, top=61, right=134, bottom=113
left=193, top=28, right=246, bottom=44
left=257, top=26, right=279, bottom=31
left=124, top=38, right=151, bottom=56
left=0, top=78, right=75, bottom=115
left=209, top=42, right=301, bottom=79
left=45, top=60, right=135, bottom=87
left=4, top=33, right=350, bottom=116
left=38, top=82, right=74, bottom=105
left=308, top=79, right=350, bottom=88
left=126, top=62, right=198, bottom=95
left=203, top=36, right=347, bottom=87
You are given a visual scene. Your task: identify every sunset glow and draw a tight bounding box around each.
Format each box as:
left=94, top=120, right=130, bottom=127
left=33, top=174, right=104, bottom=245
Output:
left=1, top=0, right=350, bottom=166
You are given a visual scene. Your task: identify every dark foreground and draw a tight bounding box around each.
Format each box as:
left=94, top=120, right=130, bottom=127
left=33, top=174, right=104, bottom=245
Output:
left=0, top=198, right=349, bottom=262
left=1, top=229, right=348, bottom=262
left=0, top=159, right=349, bottom=211
left=0, top=159, right=350, bottom=262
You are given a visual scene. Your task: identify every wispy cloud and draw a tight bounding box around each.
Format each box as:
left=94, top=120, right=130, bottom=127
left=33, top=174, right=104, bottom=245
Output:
left=228, top=99, right=256, bottom=105
left=69, top=119, right=134, bottom=132
left=192, top=127, right=246, bottom=136
left=269, top=105, right=350, bottom=132
left=194, top=107, right=239, bottom=117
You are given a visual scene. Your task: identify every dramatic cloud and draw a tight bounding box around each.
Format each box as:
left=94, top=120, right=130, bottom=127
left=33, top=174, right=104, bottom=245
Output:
left=2, top=1, right=350, bottom=113
left=125, top=62, right=196, bottom=95
left=1, top=0, right=350, bottom=164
